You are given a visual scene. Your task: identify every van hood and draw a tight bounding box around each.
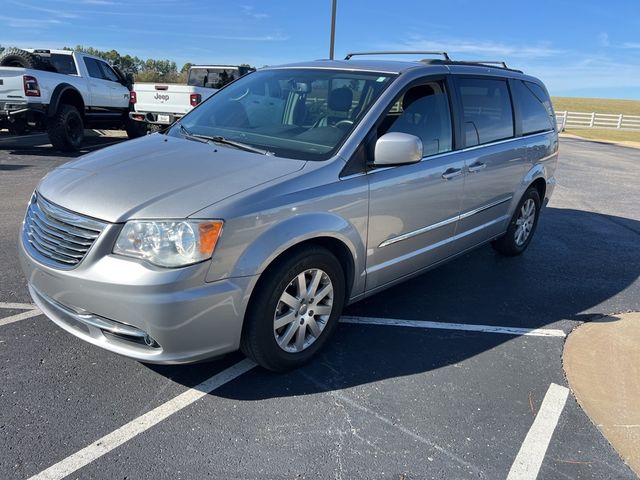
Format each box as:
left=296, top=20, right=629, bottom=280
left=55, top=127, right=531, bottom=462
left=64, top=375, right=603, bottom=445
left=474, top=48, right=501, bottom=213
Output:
left=37, top=134, right=306, bottom=223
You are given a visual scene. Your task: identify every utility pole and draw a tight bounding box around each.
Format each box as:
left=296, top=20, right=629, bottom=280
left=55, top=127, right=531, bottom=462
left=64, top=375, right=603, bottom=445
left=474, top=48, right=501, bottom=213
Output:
left=329, top=0, right=337, bottom=59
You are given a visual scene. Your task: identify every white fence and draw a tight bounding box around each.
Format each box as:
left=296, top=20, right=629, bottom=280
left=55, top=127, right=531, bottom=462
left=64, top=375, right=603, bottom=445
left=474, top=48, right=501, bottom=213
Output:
left=555, top=111, right=640, bottom=131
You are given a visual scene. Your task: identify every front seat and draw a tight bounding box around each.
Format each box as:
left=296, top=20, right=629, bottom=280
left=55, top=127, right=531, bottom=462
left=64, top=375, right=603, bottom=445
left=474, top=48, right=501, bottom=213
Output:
left=389, top=85, right=443, bottom=155
left=316, top=87, right=353, bottom=127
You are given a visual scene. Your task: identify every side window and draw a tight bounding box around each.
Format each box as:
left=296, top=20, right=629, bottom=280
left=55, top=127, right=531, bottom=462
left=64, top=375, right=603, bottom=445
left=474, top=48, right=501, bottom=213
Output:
left=512, top=81, right=553, bottom=135
left=385, top=81, right=453, bottom=157
left=98, top=61, right=120, bottom=82
left=49, top=54, right=77, bottom=75
left=84, top=58, right=103, bottom=79
left=525, top=81, right=556, bottom=130
left=458, top=78, right=514, bottom=146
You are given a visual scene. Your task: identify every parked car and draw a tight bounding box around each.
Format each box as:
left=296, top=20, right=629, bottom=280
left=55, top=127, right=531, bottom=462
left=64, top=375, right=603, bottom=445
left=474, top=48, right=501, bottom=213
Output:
left=19, top=52, right=558, bottom=371
left=129, top=64, right=255, bottom=128
left=0, top=48, right=144, bottom=150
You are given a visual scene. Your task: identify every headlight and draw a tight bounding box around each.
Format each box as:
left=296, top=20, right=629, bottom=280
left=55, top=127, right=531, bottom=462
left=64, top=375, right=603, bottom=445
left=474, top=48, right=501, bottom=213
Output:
left=113, top=220, right=223, bottom=267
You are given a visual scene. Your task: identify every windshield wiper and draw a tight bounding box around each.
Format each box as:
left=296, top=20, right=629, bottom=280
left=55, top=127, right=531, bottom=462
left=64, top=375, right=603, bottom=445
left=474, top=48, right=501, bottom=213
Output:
left=178, top=125, right=272, bottom=155
left=178, top=124, right=209, bottom=144
left=193, top=134, right=274, bottom=156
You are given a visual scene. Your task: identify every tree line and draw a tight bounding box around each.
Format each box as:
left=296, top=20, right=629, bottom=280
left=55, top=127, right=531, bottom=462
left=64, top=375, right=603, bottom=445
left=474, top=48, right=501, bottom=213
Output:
left=0, top=44, right=252, bottom=83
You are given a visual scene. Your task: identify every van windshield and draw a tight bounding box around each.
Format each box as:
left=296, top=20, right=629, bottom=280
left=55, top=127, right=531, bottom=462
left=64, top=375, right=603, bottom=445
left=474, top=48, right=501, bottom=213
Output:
left=170, top=68, right=395, bottom=161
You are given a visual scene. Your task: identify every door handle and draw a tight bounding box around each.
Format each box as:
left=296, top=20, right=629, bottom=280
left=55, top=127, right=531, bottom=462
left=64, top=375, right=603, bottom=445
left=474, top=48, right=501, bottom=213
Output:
left=468, top=161, right=486, bottom=173
left=442, top=167, right=464, bottom=180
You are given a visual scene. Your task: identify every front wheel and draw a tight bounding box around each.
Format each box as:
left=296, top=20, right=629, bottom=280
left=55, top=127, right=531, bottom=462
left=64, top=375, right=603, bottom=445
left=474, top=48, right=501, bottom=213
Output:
left=241, top=247, right=346, bottom=372
left=492, top=187, right=541, bottom=256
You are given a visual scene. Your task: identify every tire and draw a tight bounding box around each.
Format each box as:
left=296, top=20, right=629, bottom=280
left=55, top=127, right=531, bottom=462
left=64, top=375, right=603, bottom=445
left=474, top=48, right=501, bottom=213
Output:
left=492, top=187, right=541, bottom=256
left=241, top=246, right=346, bottom=372
left=47, top=104, right=84, bottom=152
left=125, top=118, right=148, bottom=139
left=0, top=48, right=46, bottom=69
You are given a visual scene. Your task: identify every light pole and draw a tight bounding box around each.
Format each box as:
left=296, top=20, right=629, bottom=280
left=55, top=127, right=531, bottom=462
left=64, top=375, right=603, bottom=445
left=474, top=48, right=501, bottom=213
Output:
left=329, top=0, right=337, bottom=59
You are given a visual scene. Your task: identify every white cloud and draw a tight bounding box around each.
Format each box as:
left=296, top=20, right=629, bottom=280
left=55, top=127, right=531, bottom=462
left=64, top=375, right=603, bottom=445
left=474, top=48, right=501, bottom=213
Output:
left=622, top=42, right=640, bottom=49
left=0, top=15, right=63, bottom=28
left=241, top=5, right=269, bottom=19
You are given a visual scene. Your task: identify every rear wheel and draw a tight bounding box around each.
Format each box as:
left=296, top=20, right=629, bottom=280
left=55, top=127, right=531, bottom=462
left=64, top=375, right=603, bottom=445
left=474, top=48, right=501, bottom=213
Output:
left=125, top=118, right=148, bottom=139
left=492, top=187, right=541, bottom=256
left=241, top=247, right=345, bottom=372
left=47, top=104, right=84, bottom=152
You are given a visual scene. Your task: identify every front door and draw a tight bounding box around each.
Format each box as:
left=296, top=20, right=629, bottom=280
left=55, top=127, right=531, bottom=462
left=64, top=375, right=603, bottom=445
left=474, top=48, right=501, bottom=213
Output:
left=366, top=78, right=465, bottom=291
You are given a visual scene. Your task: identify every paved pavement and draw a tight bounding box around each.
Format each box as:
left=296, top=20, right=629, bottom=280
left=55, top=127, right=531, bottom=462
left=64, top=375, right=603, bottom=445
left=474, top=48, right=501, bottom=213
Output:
left=0, top=131, right=638, bottom=479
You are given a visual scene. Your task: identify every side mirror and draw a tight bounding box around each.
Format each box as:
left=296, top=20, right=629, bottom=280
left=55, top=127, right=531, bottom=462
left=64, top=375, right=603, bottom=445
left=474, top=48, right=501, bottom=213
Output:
left=374, top=132, right=423, bottom=166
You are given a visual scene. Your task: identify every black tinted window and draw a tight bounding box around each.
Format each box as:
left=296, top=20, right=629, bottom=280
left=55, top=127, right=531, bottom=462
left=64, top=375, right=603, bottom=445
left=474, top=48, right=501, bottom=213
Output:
left=99, top=61, right=119, bottom=82
left=48, top=54, right=77, bottom=75
left=387, top=81, right=453, bottom=157
left=513, top=81, right=553, bottom=134
left=525, top=81, right=555, bottom=128
left=458, top=78, right=514, bottom=146
left=84, top=58, right=103, bottom=79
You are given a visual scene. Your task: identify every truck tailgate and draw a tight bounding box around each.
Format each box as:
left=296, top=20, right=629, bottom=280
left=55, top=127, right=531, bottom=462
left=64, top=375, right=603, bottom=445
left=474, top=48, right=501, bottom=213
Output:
left=0, top=68, right=26, bottom=102
left=133, top=83, right=196, bottom=115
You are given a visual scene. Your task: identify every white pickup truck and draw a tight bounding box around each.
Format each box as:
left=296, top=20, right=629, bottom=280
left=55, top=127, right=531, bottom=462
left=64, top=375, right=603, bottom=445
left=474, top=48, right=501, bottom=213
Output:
left=0, top=48, right=145, bottom=151
left=130, top=65, right=254, bottom=127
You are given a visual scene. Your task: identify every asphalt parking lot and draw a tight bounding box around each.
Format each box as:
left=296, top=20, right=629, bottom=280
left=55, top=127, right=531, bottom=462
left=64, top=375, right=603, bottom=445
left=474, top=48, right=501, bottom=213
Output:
left=1, top=131, right=639, bottom=479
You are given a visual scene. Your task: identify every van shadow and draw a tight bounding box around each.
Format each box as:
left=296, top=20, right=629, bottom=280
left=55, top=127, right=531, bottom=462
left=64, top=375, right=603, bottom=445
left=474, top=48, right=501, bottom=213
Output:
left=147, top=207, right=640, bottom=398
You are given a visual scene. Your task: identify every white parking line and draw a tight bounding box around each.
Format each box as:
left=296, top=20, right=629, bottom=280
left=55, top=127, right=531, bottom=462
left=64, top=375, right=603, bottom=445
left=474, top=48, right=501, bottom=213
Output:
left=507, top=383, right=570, bottom=480
left=0, top=308, right=42, bottom=326
left=340, top=316, right=567, bottom=337
left=0, top=302, right=38, bottom=310
left=0, top=302, right=42, bottom=327
left=28, top=358, right=256, bottom=480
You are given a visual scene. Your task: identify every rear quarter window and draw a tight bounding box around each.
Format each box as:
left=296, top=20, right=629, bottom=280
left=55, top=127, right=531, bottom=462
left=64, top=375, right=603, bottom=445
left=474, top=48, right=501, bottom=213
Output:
left=48, top=54, right=77, bottom=75
left=457, top=77, right=514, bottom=146
left=513, top=80, right=554, bottom=135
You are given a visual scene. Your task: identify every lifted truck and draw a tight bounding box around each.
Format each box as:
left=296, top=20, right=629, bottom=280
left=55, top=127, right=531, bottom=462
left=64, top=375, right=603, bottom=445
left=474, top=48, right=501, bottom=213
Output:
left=129, top=65, right=255, bottom=128
left=0, top=48, right=145, bottom=151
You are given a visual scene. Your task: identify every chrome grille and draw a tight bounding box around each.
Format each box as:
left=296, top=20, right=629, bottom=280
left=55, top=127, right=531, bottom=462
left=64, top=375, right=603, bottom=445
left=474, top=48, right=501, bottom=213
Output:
left=22, top=194, right=107, bottom=269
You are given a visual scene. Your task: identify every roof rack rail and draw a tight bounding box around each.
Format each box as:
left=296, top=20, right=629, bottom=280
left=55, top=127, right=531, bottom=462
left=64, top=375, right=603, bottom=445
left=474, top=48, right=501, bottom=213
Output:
left=344, top=51, right=451, bottom=61
left=458, top=60, right=509, bottom=69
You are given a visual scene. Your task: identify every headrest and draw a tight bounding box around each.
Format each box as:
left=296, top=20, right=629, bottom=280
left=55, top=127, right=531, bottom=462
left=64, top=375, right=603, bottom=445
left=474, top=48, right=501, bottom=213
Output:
left=402, top=85, right=435, bottom=110
left=328, top=87, right=353, bottom=112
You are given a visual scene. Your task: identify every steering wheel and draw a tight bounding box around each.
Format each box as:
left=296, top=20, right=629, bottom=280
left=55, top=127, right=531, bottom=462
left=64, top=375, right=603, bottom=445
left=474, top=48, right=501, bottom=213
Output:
left=230, top=88, right=250, bottom=101
left=334, top=119, right=354, bottom=128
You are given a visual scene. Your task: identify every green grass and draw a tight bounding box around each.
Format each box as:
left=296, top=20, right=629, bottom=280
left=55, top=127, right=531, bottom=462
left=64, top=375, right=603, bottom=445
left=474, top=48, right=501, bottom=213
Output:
left=551, top=97, right=640, bottom=116
left=551, top=96, right=640, bottom=144
left=563, top=128, right=640, bottom=143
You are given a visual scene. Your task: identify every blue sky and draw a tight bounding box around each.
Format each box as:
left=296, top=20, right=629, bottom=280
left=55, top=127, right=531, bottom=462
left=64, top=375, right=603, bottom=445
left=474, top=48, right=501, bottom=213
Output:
left=2, top=0, right=640, bottom=98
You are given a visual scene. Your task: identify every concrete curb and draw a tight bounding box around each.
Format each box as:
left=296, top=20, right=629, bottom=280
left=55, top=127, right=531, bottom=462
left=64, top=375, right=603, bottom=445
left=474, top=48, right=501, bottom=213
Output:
left=563, top=312, right=640, bottom=477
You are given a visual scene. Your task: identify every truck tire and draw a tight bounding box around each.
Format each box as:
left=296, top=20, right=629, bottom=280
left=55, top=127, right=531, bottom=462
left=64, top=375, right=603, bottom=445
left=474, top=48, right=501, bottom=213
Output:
left=0, top=48, right=45, bottom=69
left=47, top=105, right=84, bottom=152
left=125, top=118, right=148, bottom=139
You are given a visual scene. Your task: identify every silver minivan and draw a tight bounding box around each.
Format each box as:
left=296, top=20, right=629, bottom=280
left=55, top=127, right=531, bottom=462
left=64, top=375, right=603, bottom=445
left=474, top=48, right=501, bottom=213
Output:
left=19, top=52, right=558, bottom=371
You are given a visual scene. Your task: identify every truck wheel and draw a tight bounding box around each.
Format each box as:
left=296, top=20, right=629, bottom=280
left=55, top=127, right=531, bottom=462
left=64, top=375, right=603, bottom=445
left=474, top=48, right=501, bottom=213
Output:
left=47, top=105, right=84, bottom=152
left=0, top=48, right=45, bottom=69
left=241, top=246, right=346, bottom=372
left=125, top=118, right=148, bottom=139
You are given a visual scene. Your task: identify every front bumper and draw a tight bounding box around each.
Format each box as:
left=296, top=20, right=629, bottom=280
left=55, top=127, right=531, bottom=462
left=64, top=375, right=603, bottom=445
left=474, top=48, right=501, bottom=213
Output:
left=19, top=232, right=257, bottom=364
